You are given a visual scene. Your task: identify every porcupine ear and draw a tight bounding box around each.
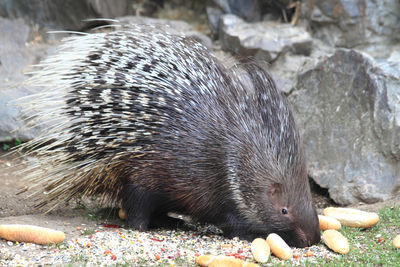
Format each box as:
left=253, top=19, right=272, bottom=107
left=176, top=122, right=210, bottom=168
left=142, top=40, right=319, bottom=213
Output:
left=268, top=183, right=283, bottom=204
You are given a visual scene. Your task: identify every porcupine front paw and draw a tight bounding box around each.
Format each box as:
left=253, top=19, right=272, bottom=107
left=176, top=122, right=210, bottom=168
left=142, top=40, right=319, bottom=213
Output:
left=219, top=213, right=263, bottom=241
left=120, top=185, right=158, bottom=231
left=120, top=185, right=183, bottom=231
left=223, top=227, right=260, bottom=241
left=149, top=213, right=185, bottom=229
left=127, top=214, right=151, bottom=231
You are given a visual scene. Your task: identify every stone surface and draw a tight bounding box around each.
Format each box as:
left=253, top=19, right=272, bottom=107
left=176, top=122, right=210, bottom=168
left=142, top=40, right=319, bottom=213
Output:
left=0, top=18, right=55, bottom=142
left=219, top=14, right=312, bottom=62
left=206, top=0, right=263, bottom=36
left=268, top=38, right=334, bottom=94
left=290, top=49, right=400, bottom=205
left=206, top=0, right=297, bottom=36
left=300, top=0, right=400, bottom=48
left=0, top=0, right=136, bottom=31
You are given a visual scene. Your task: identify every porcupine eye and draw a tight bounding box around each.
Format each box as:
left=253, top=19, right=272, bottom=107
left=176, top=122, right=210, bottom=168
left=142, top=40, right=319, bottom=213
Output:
left=281, top=208, right=288, bottom=215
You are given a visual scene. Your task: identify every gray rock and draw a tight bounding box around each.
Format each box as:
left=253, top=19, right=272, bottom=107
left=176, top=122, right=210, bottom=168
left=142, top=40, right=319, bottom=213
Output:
left=116, top=16, right=212, bottom=49
left=219, top=14, right=312, bottom=62
left=388, top=50, right=400, bottom=63
left=0, top=18, right=32, bottom=82
left=290, top=49, right=400, bottom=205
left=0, top=18, right=55, bottom=142
left=0, top=0, right=136, bottom=31
left=300, top=0, right=400, bottom=48
left=206, top=0, right=298, bottom=36
left=269, top=38, right=334, bottom=94
left=206, top=0, right=263, bottom=35
left=0, top=87, right=40, bottom=142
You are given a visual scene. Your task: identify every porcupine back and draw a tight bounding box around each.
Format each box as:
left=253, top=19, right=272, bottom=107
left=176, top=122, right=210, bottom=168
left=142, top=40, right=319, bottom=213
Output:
left=20, top=24, right=238, bottom=207
left=17, top=24, right=320, bottom=247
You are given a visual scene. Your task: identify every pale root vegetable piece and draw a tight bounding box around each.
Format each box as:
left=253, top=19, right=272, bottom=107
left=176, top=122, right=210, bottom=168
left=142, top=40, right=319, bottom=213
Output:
left=266, top=233, right=293, bottom=260
left=242, top=262, right=259, bottom=267
left=0, top=224, right=65, bottom=245
left=251, top=238, right=270, bottom=263
left=195, top=255, right=214, bottom=266
left=323, top=207, right=379, bottom=228
left=321, top=229, right=349, bottom=254
left=318, top=215, right=341, bottom=230
left=195, top=255, right=259, bottom=267
left=208, top=256, right=259, bottom=267
left=118, top=208, right=127, bottom=220
left=393, top=234, right=400, bottom=248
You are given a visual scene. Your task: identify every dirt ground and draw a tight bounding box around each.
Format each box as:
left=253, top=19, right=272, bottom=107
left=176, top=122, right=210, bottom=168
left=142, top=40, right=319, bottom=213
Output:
left=0, top=152, right=123, bottom=257
left=1, top=151, right=399, bottom=255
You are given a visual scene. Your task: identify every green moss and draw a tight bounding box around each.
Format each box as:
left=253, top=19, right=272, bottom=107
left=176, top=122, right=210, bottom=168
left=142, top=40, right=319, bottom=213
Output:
left=82, top=228, right=96, bottom=236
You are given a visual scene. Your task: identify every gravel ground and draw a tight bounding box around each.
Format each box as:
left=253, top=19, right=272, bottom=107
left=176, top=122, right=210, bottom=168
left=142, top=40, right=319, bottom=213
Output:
left=0, top=219, right=339, bottom=266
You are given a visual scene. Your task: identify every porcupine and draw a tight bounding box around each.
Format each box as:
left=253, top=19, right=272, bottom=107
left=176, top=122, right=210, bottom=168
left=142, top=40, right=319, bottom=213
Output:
left=18, top=24, right=320, bottom=247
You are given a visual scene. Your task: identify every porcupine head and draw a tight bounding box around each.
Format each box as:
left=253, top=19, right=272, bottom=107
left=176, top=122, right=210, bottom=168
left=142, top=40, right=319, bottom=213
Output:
left=218, top=62, right=321, bottom=248
left=17, top=24, right=320, bottom=248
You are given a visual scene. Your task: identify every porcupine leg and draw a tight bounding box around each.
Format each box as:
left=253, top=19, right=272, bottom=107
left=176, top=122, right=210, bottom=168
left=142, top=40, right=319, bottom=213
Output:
left=223, top=225, right=259, bottom=241
left=217, top=208, right=260, bottom=241
left=149, top=212, right=185, bottom=229
left=120, top=185, right=184, bottom=230
left=120, top=185, right=160, bottom=231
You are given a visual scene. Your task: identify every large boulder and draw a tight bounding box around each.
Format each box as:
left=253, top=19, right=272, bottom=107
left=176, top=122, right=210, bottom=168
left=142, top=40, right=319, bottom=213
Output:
left=219, top=14, right=312, bottom=62
left=290, top=49, right=400, bottom=205
left=206, top=0, right=297, bottom=36
left=0, top=18, right=56, bottom=142
left=300, top=0, right=400, bottom=49
left=0, top=0, right=137, bottom=31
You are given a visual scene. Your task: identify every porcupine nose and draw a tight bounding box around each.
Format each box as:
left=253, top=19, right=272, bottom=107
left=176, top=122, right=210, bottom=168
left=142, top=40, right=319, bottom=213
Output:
left=295, top=223, right=321, bottom=247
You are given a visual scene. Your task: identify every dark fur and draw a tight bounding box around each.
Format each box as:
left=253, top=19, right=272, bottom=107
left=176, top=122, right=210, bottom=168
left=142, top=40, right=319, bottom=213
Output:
left=119, top=61, right=319, bottom=247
